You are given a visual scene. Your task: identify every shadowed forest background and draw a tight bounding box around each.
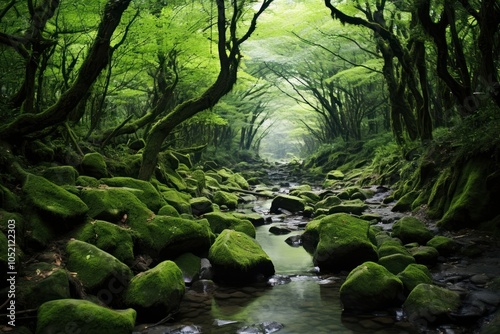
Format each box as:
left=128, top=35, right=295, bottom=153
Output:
left=1, top=0, right=500, bottom=333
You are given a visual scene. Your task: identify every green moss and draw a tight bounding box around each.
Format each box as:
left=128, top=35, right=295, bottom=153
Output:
left=302, top=213, right=378, bottom=271
left=81, top=152, right=108, bottom=179
left=25, top=213, right=55, bottom=250
left=326, top=170, right=345, bottom=180
left=124, top=260, right=184, bottom=321
left=397, top=264, right=432, bottom=293
left=203, top=211, right=256, bottom=238
left=217, top=167, right=234, bottom=181
left=80, top=188, right=153, bottom=226
left=156, top=153, right=187, bottom=191
left=426, top=236, right=458, bottom=256
left=189, top=196, right=213, bottom=216
left=101, top=177, right=166, bottom=213
left=226, top=173, right=250, bottom=190
left=23, top=173, right=89, bottom=224
left=36, top=299, right=136, bottom=334
left=66, top=240, right=132, bottom=291
left=378, top=253, right=415, bottom=275
left=327, top=198, right=368, bottom=215
left=408, top=245, right=439, bottom=265
left=161, top=188, right=192, bottom=214
left=378, top=241, right=410, bottom=258
left=403, top=283, right=460, bottom=324
left=42, top=166, right=79, bottom=186
left=190, top=169, right=206, bottom=192
left=315, top=195, right=342, bottom=210
left=213, top=190, right=239, bottom=209
left=0, top=183, right=19, bottom=211
left=174, top=252, right=201, bottom=284
left=75, top=220, right=135, bottom=264
left=270, top=194, right=306, bottom=213
left=392, top=190, right=419, bottom=212
left=231, top=212, right=265, bottom=227
left=157, top=204, right=180, bottom=217
left=340, top=261, right=403, bottom=311
left=392, top=216, right=433, bottom=244
left=76, top=175, right=101, bottom=188
left=426, top=167, right=452, bottom=218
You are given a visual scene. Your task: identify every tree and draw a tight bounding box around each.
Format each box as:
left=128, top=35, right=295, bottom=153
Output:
left=138, top=0, right=274, bottom=180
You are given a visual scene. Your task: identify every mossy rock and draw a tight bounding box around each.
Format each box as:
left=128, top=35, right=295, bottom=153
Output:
left=190, top=197, right=214, bottom=216
left=302, top=213, right=378, bottom=272
left=226, top=173, right=250, bottom=190
left=289, top=184, right=312, bottom=195
left=213, top=190, right=239, bottom=210
left=298, top=191, right=321, bottom=204
left=101, top=177, right=166, bottom=213
left=66, top=240, right=133, bottom=293
left=327, top=199, right=368, bottom=215
left=0, top=183, right=20, bottom=211
left=23, top=173, right=89, bottom=227
left=426, top=167, right=452, bottom=219
left=76, top=175, right=100, bottom=188
left=326, top=170, right=345, bottom=180
left=25, top=140, right=54, bottom=163
left=392, top=190, right=419, bottom=212
left=80, top=152, right=108, bottom=179
left=140, top=216, right=214, bottom=260
left=337, top=186, right=369, bottom=200
left=270, top=194, right=305, bottom=214
left=75, top=220, right=135, bottom=264
left=190, top=169, right=206, bottom=192
left=174, top=252, right=201, bottom=284
left=42, top=166, right=79, bottom=186
left=80, top=187, right=153, bottom=226
left=17, top=262, right=70, bottom=309
left=217, top=167, right=234, bottom=181
left=426, top=236, right=458, bottom=256
left=161, top=188, right=192, bottom=214
left=315, top=195, right=342, bottom=211
left=397, top=263, right=433, bottom=293
left=124, top=260, right=185, bottom=322
left=25, top=213, right=55, bottom=250
left=392, top=216, right=433, bottom=244
left=232, top=212, right=266, bottom=227
left=408, top=245, right=439, bottom=265
left=403, top=283, right=461, bottom=325
left=377, top=239, right=410, bottom=257
left=203, top=211, right=256, bottom=238
left=208, top=229, right=274, bottom=284
left=340, top=261, right=404, bottom=312
left=378, top=253, right=416, bottom=275
left=36, top=299, right=136, bottom=334
left=156, top=153, right=187, bottom=191
left=157, top=204, right=180, bottom=217
left=107, top=154, right=143, bottom=178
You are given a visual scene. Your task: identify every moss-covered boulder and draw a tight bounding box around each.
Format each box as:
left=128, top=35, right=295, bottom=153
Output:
left=190, top=197, right=214, bottom=216
left=403, top=283, right=461, bottom=325
left=161, top=188, right=192, bottom=214
left=158, top=204, right=180, bottom=217
left=426, top=236, right=458, bottom=256
left=377, top=239, right=410, bottom=257
left=23, top=173, right=88, bottom=227
left=302, top=213, right=378, bottom=272
left=17, top=262, right=70, bottom=309
left=327, top=199, right=368, bottom=215
left=81, top=152, right=108, bottom=179
left=232, top=212, right=266, bottom=227
left=213, top=190, right=239, bottom=209
left=270, top=194, right=305, bottom=214
left=25, top=213, right=55, bottom=250
left=76, top=175, right=100, bottom=188
left=124, top=260, right=185, bottom=322
left=66, top=240, right=133, bottom=293
left=392, top=217, right=433, bottom=244
left=36, top=299, right=136, bottom=334
left=315, top=195, right=342, bottom=211
left=227, top=173, right=250, bottom=190
left=156, top=152, right=187, bottom=191
left=101, top=177, right=166, bottom=213
left=397, top=264, right=433, bottom=293
left=140, top=216, right=214, bottom=260
left=340, top=261, right=404, bottom=312
left=174, top=252, right=201, bottom=284
left=203, top=211, right=256, bottom=238
left=326, top=170, right=345, bottom=180
left=378, top=253, right=416, bottom=275
left=42, top=166, right=79, bottom=186
left=0, top=183, right=19, bottom=211
left=208, top=229, right=274, bottom=284
left=80, top=187, right=153, bottom=226
left=75, top=220, right=135, bottom=264
left=408, top=245, right=439, bottom=265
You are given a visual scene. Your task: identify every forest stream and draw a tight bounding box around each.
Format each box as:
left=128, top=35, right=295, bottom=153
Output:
left=132, top=164, right=500, bottom=334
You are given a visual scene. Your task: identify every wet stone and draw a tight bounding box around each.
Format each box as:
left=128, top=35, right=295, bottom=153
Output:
left=237, top=321, right=284, bottom=334
left=284, top=235, right=302, bottom=247
left=470, top=273, right=490, bottom=286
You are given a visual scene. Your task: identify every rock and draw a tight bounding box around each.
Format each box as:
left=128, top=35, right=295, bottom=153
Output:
left=314, top=195, right=342, bottom=211
left=203, top=211, right=256, bottom=238
left=208, top=229, right=275, bottom=284
left=191, top=279, right=216, bottom=294
left=213, top=190, right=239, bottom=210
left=236, top=321, right=284, bottom=334
left=101, top=177, right=166, bottom=213
left=269, top=226, right=292, bottom=235
left=284, top=235, right=302, bottom=247
left=124, top=260, right=185, bottom=322
left=66, top=240, right=133, bottom=294
left=227, top=173, right=250, bottom=190
left=75, top=220, right=135, bottom=264
left=158, top=203, right=180, bottom=217
left=327, top=199, right=369, bottom=215
left=397, top=263, right=433, bottom=293
left=408, top=245, right=439, bottom=265
left=156, top=152, right=187, bottom=191
left=392, top=216, right=433, bottom=244
left=0, top=184, right=19, bottom=211
left=340, top=261, right=404, bottom=312
left=270, top=194, right=305, bottom=214
left=174, top=253, right=201, bottom=284
left=190, top=197, right=214, bottom=216
left=232, top=212, right=266, bottom=227
left=80, top=152, right=108, bottom=179
left=76, top=175, right=100, bottom=188
left=23, top=173, right=88, bottom=227
left=36, top=299, right=136, bottom=334
left=17, top=262, right=70, bottom=309
left=141, top=216, right=214, bottom=260
left=378, top=253, right=416, bottom=275
left=426, top=236, right=458, bottom=256
left=42, top=166, right=79, bottom=186
left=403, top=283, right=461, bottom=325
left=377, top=239, right=410, bottom=257
left=326, top=170, right=345, bottom=180
left=302, top=213, right=378, bottom=272
left=200, top=258, right=213, bottom=280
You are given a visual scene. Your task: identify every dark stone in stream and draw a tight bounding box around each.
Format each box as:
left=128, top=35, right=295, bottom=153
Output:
left=267, top=274, right=292, bottom=286
left=285, top=235, right=302, bottom=247
left=269, top=226, right=292, bottom=235
left=237, top=321, right=284, bottom=334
